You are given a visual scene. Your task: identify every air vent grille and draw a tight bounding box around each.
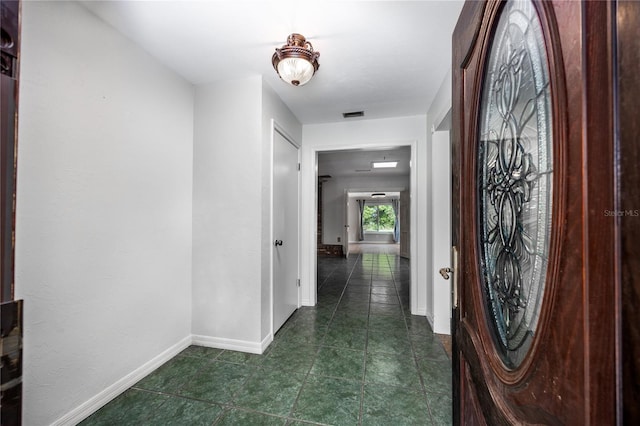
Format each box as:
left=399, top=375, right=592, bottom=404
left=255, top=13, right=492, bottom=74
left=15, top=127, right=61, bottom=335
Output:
left=342, top=111, right=364, bottom=118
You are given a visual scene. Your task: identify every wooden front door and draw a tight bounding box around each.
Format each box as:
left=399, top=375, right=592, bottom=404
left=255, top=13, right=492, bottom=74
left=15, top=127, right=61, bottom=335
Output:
left=452, top=0, right=622, bottom=424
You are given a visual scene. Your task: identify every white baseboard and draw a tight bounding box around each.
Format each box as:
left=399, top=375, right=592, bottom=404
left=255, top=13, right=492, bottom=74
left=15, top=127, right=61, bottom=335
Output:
left=411, top=307, right=428, bottom=317
left=52, top=335, right=192, bottom=426
left=426, top=312, right=435, bottom=329
left=52, top=332, right=274, bottom=425
left=191, top=333, right=270, bottom=355
left=261, top=333, right=273, bottom=352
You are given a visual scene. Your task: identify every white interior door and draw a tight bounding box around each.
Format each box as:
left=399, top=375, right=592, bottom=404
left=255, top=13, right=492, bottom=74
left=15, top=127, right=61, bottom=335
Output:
left=273, top=128, right=299, bottom=334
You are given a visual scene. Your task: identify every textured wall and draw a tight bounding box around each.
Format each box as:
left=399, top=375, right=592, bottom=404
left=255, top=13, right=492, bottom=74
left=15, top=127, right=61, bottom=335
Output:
left=15, top=2, right=194, bottom=424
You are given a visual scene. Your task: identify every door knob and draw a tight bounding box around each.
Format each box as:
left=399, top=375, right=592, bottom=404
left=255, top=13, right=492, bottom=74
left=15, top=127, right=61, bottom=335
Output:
left=274, top=240, right=283, bottom=246
left=439, top=267, right=452, bottom=280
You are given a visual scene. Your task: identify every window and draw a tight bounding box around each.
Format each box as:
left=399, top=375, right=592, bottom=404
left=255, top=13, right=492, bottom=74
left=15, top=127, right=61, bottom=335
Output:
left=363, top=204, right=395, bottom=232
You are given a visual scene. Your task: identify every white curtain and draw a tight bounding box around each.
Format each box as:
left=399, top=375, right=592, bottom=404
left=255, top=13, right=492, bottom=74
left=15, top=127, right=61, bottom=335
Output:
left=357, top=199, right=366, bottom=241
left=391, top=199, right=400, bottom=243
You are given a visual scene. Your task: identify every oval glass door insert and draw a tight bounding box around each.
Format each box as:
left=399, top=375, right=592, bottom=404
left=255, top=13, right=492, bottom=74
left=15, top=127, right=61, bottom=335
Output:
left=477, top=0, right=553, bottom=369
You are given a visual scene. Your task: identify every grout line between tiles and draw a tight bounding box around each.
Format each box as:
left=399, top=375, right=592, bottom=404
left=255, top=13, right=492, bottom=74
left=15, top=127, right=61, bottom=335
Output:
left=87, top=248, right=451, bottom=426
left=287, top=251, right=362, bottom=423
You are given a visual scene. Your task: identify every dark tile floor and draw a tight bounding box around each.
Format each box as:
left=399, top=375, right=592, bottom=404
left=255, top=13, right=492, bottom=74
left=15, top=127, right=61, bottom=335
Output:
left=81, top=247, right=452, bottom=425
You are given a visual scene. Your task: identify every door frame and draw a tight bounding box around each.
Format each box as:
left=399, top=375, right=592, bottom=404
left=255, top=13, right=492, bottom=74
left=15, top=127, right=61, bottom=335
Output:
left=342, top=189, right=349, bottom=259
left=270, top=119, right=301, bottom=338
left=618, top=1, right=640, bottom=420
left=301, top=140, right=418, bottom=313
left=430, top=128, right=452, bottom=335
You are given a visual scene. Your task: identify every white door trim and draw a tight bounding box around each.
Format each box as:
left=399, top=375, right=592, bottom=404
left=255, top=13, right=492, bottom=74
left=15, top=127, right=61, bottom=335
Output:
left=300, top=139, right=418, bottom=314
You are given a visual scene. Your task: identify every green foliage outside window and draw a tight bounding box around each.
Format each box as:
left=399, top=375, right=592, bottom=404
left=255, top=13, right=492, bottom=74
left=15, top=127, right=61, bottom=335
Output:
left=363, top=204, right=395, bottom=232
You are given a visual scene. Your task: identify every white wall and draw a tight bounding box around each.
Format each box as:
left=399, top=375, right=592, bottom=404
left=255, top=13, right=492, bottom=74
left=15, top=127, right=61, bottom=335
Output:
left=15, top=2, right=194, bottom=425
left=192, top=76, right=302, bottom=351
left=348, top=198, right=360, bottom=241
left=321, top=175, right=409, bottom=244
left=427, top=70, right=453, bottom=334
left=192, top=76, right=263, bottom=349
left=302, top=116, right=427, bottom=314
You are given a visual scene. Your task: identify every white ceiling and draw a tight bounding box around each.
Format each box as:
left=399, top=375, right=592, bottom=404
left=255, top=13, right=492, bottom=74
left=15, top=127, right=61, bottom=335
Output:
left=81, top=0, right=464, bottom=125
left=318, top=146, right=411, bottom=178
left=349, top=191, right=400, bottom=201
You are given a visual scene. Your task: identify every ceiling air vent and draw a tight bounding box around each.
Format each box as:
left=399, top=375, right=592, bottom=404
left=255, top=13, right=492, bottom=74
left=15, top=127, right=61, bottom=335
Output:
left=342, top=111, right=364, bottom=119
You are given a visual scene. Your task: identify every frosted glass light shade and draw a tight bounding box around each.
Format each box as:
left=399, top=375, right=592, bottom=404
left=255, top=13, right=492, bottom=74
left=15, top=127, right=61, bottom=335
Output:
left=277, top=57, right=315, bottom=86
left=272, top=33, right=320, bottom=87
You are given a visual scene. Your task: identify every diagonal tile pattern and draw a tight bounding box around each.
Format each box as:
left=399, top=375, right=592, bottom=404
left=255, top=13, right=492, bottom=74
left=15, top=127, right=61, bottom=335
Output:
left=80, top=246, right=452, bottom=425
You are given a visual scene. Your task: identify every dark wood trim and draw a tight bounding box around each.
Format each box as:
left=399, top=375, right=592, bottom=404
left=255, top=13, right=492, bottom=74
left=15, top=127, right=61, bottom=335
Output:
left=0, top=0, right=21, bottom=303
left=451, top=2, right=484, bottom=421
left=0, top=75, right=17, bottom=302
left=582, top=1, right=618, bottom=423
left=0, top=2, right=22, bottom=423
left=617, top=1, right=640, bottom=423
left=461, top=355, right=488, bottom=426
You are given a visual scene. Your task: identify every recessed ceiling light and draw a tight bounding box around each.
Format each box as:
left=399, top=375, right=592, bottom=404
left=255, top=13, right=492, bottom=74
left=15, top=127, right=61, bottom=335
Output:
left=372, top=161, right=398, bottom=168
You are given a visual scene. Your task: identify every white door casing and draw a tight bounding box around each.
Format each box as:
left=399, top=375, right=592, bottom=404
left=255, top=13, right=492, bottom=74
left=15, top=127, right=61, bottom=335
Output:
left=301, top=139, right=418, bottom=313
left=431, top=129, right=451, bottom=334
left=400, top=190, right=410, bottom=259
left=272, top=124, right=300, bottom=334
left=343, top=190, right=350, bottom=258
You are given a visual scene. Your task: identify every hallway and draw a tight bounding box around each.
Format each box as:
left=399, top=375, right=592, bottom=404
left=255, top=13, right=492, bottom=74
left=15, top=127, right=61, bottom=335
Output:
left=81, top=247, right=452, bottom=425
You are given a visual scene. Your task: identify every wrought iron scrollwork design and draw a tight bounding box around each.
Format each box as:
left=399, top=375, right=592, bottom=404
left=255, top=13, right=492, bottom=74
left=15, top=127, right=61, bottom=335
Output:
left=485, top=46, right=548, bottom=335
left=477, top=0, right=553, bottom=368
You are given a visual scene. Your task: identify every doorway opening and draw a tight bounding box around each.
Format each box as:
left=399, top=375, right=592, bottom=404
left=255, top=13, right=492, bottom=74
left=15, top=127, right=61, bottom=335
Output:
left=312, top=144, right=418, bottom=314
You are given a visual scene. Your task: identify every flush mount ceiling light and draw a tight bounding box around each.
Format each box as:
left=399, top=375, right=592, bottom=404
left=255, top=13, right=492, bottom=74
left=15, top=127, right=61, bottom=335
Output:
left=372, top=161, right=398, bottom=169
left=272, top=33, right=320, bottom=86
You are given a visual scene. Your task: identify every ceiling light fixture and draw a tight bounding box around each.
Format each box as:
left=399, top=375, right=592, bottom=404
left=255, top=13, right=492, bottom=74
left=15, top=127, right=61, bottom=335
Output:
left=272, top=33, right=320, bottom=87
left=372, top=161, right=398, bottom=169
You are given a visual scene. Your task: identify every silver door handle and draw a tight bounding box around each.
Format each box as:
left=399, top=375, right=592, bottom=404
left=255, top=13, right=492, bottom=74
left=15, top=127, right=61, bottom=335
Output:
left=274, top=240, right=283, bottom=246
left=439, top=267, right=452, bottom=280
